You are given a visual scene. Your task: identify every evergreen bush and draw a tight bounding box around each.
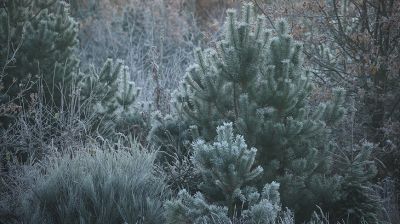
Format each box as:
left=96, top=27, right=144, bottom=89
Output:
left=78, top=58, right=142, bottom=138
left=153, top=3, right=380, bottom=222
left=0, top=1, right=143, bottom=139
left=0, top=0, right=79, bottom=106
left=334, top=142, right=381, bottom=223
left=165, top=123, right=293, bottom=224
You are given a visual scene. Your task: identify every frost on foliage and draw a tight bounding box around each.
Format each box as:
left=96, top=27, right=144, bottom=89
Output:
left=192, top=122, right=263, bottom=209
left=156, top=1, right=377, bottom=222
left=0, top=0, right=79, bottom=126
left=22, top=146, right=168, bottom=224
left=165, top=123, right=291, bottom=224
left=159, top=2, right=349, bottom=222
left=164, top=189, right=230, bottom=224
left=79, top=59, right=140, bottom=137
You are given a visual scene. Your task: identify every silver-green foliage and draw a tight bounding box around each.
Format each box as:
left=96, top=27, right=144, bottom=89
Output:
left=165, top=189, right=231, bottom=224
left=78, top=58, right=141, bottom=138
left=21, top=145, right=168, bottom=224
left=192, top=122, right=263, bottom=216
left=166, top=3, right=348, bottom=221
left=0, top=0, right=79, bottom=108
left=165, top=123, right=292, bottom=224
left=150, top=2, right=380, bottom=222
left=335, top=142, right=380, bottom=223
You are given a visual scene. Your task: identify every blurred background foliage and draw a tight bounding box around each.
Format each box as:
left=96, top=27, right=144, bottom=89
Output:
left=0, top=0, right=399, bottom=223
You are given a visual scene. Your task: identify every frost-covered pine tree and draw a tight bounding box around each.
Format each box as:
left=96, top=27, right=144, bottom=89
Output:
left=334, top=142, right=380, bottom=223
left=78, top=59, right=140, bottom=138
left=155, top=3, right=348, bottom=221
left=164, top=123, right=293, bottom=224
left=0, top=0, right=79, bottom=126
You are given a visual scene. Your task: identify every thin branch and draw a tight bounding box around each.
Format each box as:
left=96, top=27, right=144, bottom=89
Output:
left=252, top=0, right=276, bottom=30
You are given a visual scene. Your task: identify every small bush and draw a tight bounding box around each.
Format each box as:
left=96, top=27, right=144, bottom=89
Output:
left=164, top=123, right=294, bottom=224
left=0, top=0, right=79, bottom=115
